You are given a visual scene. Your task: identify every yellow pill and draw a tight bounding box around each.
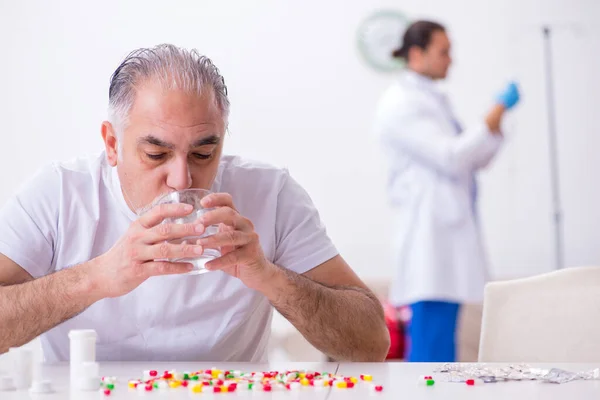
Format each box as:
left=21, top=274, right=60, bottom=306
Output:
left=336, top=381, right=347, bottom=389
left=362, top=375, right=373, bottom=381
left=212, top=370, right=221, bottom=378
left=350, top=377, right=358, bottom=384
left=300, top=373, right=306, bottom=379
left=323, top=380, right=330, bottom=387
left=169, top=381, right=181, bottom=388
left=300, top=378, right=310, bottom=386
left=128, top=382, right=137, bottom=389
left=191, top=384, right=203, bottom=393
left=221, top=386, right=228, bottom=392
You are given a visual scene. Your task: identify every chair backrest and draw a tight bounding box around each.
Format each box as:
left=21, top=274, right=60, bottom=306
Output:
left=478, top=266, right=600, bottom=362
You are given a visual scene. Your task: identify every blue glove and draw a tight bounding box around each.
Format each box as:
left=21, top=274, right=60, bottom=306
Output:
left=496, top=81, right=520, bottom=110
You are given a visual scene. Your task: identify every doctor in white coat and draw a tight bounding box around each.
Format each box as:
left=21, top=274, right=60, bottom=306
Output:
left=373, top=20, right=520, bottom=362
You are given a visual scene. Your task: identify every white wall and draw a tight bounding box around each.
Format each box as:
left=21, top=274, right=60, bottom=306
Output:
left=0, top=0, right=598, bottom=286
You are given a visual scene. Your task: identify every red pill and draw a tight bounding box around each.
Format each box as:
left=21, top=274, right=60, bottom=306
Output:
left=375, top=385, right=383, bottom=392
left=263, top=385, right=272, bottom=392
left=181, top=381, right=189, bottom=387
left=103, top=389, right=111, bottom=396
left=145, top=384, right=153, bottom=391
left=347, top=382, right=355, bottom=388
left=466, top=379, right=475, bottom=386
left=149, top=370, right=158, bottom=377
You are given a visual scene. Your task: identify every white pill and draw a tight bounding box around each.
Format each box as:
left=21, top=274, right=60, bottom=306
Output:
left=173, top=372, right=184, bottom=381
left=157, top=380, right=169, bottom=390
left=313, top=379, right=325, bottom=387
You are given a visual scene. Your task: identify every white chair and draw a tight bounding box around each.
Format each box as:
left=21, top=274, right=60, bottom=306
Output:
left=478, top=266, right=600, bottom=362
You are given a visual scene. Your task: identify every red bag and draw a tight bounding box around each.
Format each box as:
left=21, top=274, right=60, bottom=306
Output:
left=382, top=301, right=405, bottom=360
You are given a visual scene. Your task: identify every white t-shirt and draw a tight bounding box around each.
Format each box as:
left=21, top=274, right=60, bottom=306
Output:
left=0, top=152, right=338, bottom=363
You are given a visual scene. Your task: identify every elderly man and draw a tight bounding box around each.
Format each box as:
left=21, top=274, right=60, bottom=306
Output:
left=0, top=44, right=389, bottom=362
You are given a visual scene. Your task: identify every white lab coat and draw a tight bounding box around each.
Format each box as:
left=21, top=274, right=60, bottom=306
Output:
left=374, top=70, right=503, bottom=306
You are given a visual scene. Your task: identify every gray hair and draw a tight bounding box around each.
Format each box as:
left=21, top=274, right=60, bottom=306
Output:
left=108, top=44, right=230, bottom=136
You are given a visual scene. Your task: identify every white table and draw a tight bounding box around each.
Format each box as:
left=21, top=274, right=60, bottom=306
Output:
left=2, top=362, right=599, bottom=399
left=333, top=362, right=600, bottom=399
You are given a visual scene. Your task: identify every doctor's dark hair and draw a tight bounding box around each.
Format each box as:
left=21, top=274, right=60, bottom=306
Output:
left=392, top=20, right=446, bottom=60
left=108, top=44, right=230, bottom=136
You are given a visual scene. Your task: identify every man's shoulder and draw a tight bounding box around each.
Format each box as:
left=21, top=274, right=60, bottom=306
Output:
left=3, top=152, right=107, bottom=230
left=51, top=152, right=106, bottom=177
left=387, top=76, right=432, bottom=103
left=23, top=152, right=107, bottom=198
left=218, top=155, right=290, bottom=190
left=219, top=154, right=287, bottom=173
left=377, top=81, right=439, bottom=125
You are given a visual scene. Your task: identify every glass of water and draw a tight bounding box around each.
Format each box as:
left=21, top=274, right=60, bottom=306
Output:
left=152, top=188, right=221, bottom=275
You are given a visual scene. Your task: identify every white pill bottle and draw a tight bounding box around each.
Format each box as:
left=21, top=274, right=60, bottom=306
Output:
left=9, top=347, right=33, bottom=389
left=68, top=330, right=97, bottom=386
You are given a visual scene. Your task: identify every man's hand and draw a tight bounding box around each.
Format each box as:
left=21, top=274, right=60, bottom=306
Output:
left=196, top=193, right=389, bottom=361
left=0, top=200, right=208, bottom=352
left=486, top=81, right=521, bottom=133
left=197, top=193, right=276, bottom=289
left=496, top=81, right=520, bottom=110
left=87, top=203, right=206, bottom=299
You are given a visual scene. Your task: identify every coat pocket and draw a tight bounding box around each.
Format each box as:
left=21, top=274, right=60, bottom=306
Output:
left=431, top=179, right=470, bottom=227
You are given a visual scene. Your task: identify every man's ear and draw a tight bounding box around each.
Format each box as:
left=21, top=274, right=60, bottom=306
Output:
left=102, top=121, right=119, bottom=167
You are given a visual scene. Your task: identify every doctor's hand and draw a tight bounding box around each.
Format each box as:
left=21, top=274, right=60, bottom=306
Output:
left=496, top=81, right=520, bottom=110
left=196, top=193, right=276, bottom=290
